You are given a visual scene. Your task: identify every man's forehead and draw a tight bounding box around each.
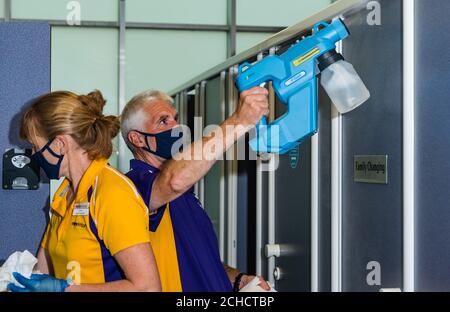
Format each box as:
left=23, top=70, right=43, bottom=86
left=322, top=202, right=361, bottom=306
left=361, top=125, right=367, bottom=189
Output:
left=143, top=100, right=176, bottom=118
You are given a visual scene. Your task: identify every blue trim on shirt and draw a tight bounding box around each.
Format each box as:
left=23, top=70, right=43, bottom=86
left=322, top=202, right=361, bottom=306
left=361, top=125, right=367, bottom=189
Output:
left=87, top=187, right=125, bottom=283
left=126, top=159, right=232, bottom=292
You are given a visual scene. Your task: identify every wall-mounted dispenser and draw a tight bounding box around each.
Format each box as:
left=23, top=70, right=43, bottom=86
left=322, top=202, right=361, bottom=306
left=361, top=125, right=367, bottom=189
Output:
left=2, top=148, right=40, bottom=190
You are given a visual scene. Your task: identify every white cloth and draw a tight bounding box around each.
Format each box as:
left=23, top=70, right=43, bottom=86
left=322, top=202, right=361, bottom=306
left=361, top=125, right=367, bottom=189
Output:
left=239, top=276, right=277, bottom=292
left=0, top=250, right=38, bottom=292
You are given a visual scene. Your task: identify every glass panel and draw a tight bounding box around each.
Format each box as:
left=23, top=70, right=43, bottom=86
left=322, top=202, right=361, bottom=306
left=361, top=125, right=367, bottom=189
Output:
left=126, top=29, right=227, bottom=98
left=121, top=143, right=135, bottom=174
left=237, top=0, right=332, bottom=27
left=11, top=0, right=118, bottom=22
left=50, top=27, right=119, bottom=196
left=51, top=27, right=119, bottom=168
left=0, top=0, right=4, bottom=18
left=126, top=0, right=227, bottom=25
left=236, top=32, right=275, bottom=54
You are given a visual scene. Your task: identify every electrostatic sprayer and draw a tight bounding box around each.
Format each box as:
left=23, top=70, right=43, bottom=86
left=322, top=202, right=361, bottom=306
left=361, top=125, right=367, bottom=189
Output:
left=235, top=18, right=370, bottom=154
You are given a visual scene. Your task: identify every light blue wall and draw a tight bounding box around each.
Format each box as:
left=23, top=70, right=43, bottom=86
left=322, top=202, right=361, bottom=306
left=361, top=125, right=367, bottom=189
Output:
left=12, top=0, right=118, bottom=21
left=51, top=27, right=119, bottom=117
left=235, top=0, right=332, bottom=53
left=0, top=0, right=4, bottom=18
left=237, top=0, right=332, bottom=27
left=236, top=32, right=275, bottom=54
left=126, top=0, right=227, bottom=24
left=50, top=27, right=119, bottom=196
left=126, top=30, right=227, bottom=98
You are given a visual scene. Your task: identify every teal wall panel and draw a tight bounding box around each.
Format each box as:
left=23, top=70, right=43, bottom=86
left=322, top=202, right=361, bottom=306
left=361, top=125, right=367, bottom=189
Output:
left=51, top=26, right=119, bottom=191
left=237, top=0, right=332, bottom=27
left=126, top=0, right=227, bottom=25
left=12, top=0, right=118, bottom=22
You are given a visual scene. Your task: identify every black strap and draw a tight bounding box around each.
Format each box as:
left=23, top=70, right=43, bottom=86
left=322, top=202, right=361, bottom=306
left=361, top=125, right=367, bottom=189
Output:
left=233, top=272, right=247, bottom=292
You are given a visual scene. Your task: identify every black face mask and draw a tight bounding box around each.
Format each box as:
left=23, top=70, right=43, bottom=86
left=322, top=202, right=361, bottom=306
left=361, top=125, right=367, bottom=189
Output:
left=134, top=126, right=184, bottom=160
left=31, top=138, right=64, bottom=180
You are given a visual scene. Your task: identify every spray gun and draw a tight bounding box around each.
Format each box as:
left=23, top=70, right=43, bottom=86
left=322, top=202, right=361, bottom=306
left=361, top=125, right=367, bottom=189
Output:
left=235, top=18, right=370, bottom=154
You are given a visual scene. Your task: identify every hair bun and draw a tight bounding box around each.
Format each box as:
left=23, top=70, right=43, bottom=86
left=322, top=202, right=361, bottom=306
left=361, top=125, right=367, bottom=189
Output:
left=92, top=114, right=120, bottom=140
left=79, top=89, right=106, bottom=116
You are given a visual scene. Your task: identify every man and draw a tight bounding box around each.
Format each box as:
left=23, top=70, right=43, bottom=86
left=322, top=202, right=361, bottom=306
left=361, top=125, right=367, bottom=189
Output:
left=121, top=87, right=270, bottom=292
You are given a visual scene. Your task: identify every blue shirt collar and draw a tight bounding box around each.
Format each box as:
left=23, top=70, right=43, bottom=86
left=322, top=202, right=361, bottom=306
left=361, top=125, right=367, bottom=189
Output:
left=129, top=159, right=160, bottom=173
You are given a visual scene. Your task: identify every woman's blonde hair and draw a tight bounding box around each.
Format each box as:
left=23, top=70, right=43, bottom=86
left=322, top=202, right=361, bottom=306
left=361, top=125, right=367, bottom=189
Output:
left=20, top=90, right=120, bottom=160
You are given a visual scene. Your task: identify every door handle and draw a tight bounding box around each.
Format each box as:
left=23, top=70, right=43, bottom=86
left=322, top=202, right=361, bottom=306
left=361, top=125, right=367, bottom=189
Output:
left=265, top=244, right=281, bottom=258
left=265, top=244, right=296, bottom=258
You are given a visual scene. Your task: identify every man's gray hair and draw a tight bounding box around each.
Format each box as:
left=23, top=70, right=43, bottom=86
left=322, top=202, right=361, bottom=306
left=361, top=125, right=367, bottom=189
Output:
left=120, top=90, right=174, bottom=154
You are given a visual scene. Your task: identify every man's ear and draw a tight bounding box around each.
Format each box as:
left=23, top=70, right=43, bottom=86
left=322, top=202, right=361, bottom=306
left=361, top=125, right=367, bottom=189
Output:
left=128, top=131, right=145, bottom=149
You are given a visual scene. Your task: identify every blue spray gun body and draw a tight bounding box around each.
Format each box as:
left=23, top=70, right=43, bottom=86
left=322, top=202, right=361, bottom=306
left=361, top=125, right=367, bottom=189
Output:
left=235, top=19, right=355, bottom=154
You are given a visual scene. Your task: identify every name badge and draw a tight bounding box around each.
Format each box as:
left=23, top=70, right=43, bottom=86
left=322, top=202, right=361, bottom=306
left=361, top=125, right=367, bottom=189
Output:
left=73, top=203, right=90, bottom=216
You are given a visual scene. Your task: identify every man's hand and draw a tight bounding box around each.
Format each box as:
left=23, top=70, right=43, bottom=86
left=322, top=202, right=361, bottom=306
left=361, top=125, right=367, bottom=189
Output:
left=233, top=86, right=269, bottom=128
left=240, top=274, right=271, bottom=291
left=7, top=272, right=69, bottom=292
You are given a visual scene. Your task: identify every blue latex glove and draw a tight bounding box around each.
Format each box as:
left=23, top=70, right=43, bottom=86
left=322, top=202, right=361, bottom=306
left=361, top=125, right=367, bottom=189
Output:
left=7, top=272, right=69, bottom=292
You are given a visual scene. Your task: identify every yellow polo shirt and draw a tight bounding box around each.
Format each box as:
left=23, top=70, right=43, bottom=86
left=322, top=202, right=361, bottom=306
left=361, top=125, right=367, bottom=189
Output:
left=41, top=159, right=150, bottom=284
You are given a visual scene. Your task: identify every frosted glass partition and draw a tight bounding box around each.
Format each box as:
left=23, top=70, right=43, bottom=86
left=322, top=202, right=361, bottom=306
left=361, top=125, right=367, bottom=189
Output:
left=126, top=0, right=227, bottom=25
left=11, top=0, right=119, bottom=22
left=126, top=29, right=227, bottom=97
left=51, top=27, right=119, bottom=167
left=50, top=27, right=119, bottom=197
left=237, top=0, right=332, bottom=27
left=236, top=32, right=275, bottom=54
left=0, top=0, right=4, bottom=18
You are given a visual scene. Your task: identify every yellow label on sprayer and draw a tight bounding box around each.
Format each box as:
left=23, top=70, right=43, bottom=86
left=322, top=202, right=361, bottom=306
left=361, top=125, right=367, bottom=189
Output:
left=293, top=48, right=321, bottom=67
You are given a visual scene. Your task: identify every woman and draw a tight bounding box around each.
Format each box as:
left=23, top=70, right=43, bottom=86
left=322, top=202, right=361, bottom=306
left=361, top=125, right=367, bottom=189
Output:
left=8, top=90, right=161, bottom=292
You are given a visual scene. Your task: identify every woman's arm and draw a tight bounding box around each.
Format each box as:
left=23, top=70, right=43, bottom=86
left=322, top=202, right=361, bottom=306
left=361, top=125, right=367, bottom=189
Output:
left=65, top=243, right=161, bottom=292
left=36, top=248, right=52, bottom=275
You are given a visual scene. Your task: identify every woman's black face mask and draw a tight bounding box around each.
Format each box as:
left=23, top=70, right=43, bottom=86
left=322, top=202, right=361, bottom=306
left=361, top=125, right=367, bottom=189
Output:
left=31, top=138, right=64, bottom=179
